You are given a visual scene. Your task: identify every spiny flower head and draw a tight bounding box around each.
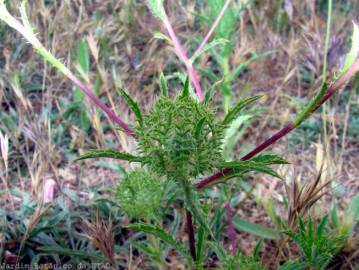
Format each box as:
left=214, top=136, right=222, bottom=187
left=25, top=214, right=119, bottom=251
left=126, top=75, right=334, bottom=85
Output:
left=116, top=169, right=164, bottom=218
left=137, top=94, right=225, bottom=180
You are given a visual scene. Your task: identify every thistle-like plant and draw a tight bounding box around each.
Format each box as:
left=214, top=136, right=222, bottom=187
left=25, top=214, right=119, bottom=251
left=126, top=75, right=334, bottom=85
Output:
left=116, top=169, right=164, bottom=219
left=137, top=89, right=225, bottom=180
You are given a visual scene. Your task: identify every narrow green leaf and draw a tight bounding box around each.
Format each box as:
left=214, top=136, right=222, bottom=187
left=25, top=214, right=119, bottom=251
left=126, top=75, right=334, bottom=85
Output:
left=190, top=38, right=229, bottom=63
left=76, top=149, right=143, bottom=162
left=195, top=225, right=207, bottom=268
left=195, top=118, right=206, bottom=140
left=316, top=215, right=329, bottom=239
left=293, top=83, right=328, bottom=127
left=221, top=160, right=283, bottom=180
left=251, top=154, right=289, bottom=165
left=146, top=0, right=165, bottom=21
left=181, top=76, right=190, bottom=98
left=153, top=32, right=171, bottom=42
left=127, top=223, right=192, bottom=263
left=233, top=216, right=281, bottom=239
left=119, top=88, right=143, bottom=127
left=347, top=194, right=359, bottom=221
left=253, top=239, right=263, bottom=259
left=159, top=73, right=169, bottom=97
left=342, top=22, right=359, bottom=74
left=223, top=96, right=262, bottom=125
left=77, top=39, right=90, bottom=73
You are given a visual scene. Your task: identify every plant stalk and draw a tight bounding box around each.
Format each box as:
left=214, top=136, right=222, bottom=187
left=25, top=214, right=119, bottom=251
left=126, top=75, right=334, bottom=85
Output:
left=179, top=178, right=197, bottom=261
left=195, top=57, right=359, bottom=189
left=186, top=211, right=197, bottom=262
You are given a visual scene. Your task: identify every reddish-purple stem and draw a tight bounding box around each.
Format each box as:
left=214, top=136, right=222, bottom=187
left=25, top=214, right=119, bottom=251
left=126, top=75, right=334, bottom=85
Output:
left=186, top=210, right=196, bottom=261
left=67, top=73, right=137, bottom=138
left=162, top=9, right=205, bottom=101
left=195, top=57, right=359, bottom=190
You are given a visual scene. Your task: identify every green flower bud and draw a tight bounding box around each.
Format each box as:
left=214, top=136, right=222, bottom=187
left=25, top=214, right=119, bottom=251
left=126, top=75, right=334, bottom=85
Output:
left=137, top=95, right=224, bottom=179
left=116, top=169, right=163, bottom=218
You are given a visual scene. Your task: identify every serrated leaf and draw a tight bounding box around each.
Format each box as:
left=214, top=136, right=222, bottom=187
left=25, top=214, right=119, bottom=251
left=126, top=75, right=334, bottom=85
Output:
left=250, top=154, right=289, bottom=165
left=146, top=0, right=165, bottom=21
left=159, top=73, right=169, bottom=97
left=196, top=225, right=207, bottom=268
left=76, top=149, right=143, bottom=162
left=342, top=22, right=359, bottom=73
left=190, top=38, right=229, bottom=63
left=119, top=88, right=143, bottom=127
left=127, top=223, right=192, bottom=263
left=221, top=160, right=283, bottom=180
left=195, top=117, right=206, bottom=140
left=233, top=216, right=281, bottom=239
left=223, top=96, right=262, bottom=125
left=153, top=32, right=171, bottom=42
left=181, top=76, right=190, bottom=98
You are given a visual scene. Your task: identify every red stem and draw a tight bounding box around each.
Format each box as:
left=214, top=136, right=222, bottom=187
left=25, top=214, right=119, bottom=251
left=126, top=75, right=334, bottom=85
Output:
left=195, top=57, right=359, bottom=190
left=68, top=73, right=137, bottom=138
left=186, top=211, right=196, bottom=261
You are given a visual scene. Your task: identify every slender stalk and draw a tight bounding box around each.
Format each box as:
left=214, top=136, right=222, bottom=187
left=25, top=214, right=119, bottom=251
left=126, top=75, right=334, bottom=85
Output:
left=194, top=0, right=232, bottom=56
left=321, top=0, right=333, bottom=181
left=0, top=2, right=136, bottom=138
left=186, top=211, right=197, bottom=261
left=179, top=178, right=197, bottom=261
left=161, top=8, right=205, bottom=101
left=68, top=74, right=137, bottom=138
left=195, top=57, right=359, bottom=189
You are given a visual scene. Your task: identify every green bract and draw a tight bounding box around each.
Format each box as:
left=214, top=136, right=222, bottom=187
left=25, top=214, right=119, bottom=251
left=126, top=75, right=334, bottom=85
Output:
left=137, top=94, right=224, bottom=179
left=116, top=169, right=163, bottom=218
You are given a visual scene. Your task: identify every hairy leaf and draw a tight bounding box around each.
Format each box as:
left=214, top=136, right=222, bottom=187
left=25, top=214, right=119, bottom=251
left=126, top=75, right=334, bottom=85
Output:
left=127, top=223, right=192, bottom=263
left=159, top=72, right=169, bottom=97
left=221, top=160, right=283, bottom=179
left=76, top=149, right=143, bottom=162
left=223, top=96, right=262, bottom=125
left=251, top=154, right=289, bottom=165
left=146, top=0, right=165, bottom=21
left=190, top=38, right=229, bottom=63
left=119, top=88, right=143, bottom=127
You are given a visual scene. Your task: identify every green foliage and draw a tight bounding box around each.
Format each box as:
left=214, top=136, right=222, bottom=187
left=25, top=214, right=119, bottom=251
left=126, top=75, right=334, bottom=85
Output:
left=146, top=0, right=165, bottom=21
left=127, top=222, right=193, bottom=264
left=342, top=22, right=359, bottom=74
left=221, top=252, right=265, bottom=270
left=76, top=149, right=143, bottom=162
left=137, top=93, right=225, bottom=179
left=283, top=215, right=346, bottom=270
left=119, top=88, right=143, bottom=128
left=222, top=95, right=262, bottom=125
left=221, top=154, right=288, bottom=180
left=73, top=39, right=91, bottom=131
left=116, top=169, right=164, bottom=218
left=232, top=216, right=281, bottom=240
